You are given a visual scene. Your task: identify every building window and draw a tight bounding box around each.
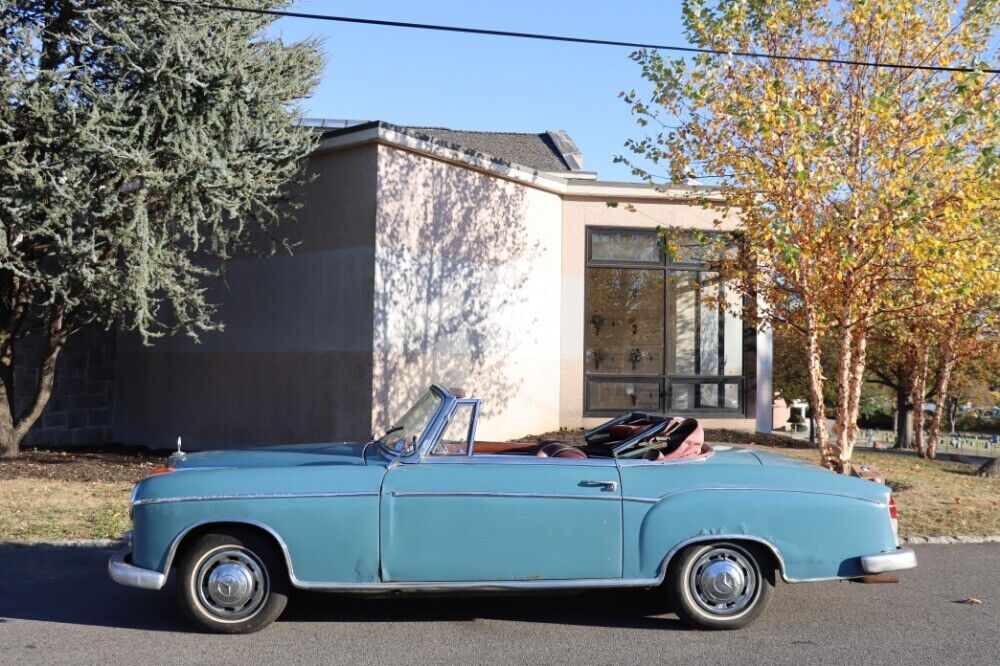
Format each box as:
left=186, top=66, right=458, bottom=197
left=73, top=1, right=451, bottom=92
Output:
left=584, top=227, right=745, bottom=416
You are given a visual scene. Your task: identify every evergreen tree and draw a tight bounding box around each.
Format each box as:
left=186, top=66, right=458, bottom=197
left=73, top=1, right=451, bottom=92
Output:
left=0, top=1, right=321, bottom=454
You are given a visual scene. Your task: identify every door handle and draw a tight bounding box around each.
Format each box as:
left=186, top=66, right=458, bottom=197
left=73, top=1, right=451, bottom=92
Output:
left=580, top=480, right=618, bottom=492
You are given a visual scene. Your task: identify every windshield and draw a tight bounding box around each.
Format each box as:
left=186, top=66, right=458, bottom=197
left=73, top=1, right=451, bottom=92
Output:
left=375, top=390, right=443, bottom=456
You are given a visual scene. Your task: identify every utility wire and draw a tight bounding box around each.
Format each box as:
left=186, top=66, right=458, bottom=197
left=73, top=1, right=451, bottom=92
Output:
left=159, top=0, right=1000, bottom=75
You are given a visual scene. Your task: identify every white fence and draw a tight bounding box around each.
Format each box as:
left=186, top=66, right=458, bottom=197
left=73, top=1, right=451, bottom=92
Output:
left=858, top=429, right=999, bottom=458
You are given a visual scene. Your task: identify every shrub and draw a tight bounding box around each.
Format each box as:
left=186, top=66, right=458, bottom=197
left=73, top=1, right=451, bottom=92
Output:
left=954, top=415, right=1000, bottom=435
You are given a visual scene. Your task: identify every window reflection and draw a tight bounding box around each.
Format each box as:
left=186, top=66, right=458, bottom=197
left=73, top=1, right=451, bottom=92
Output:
left=724, top=283, right=743, bottom=376
left=590, top=229, right=660, bottom=263
left=667, top=272, right=742, bottom=378
left=588, top=380, right=660, bottom=411
left=585, top=268, right=664, bottom=375
left=584, top=228, right=745, bottom=415
left=670, top=381, right=742, bottom=410
left=668, top=272, right=696, bottom=374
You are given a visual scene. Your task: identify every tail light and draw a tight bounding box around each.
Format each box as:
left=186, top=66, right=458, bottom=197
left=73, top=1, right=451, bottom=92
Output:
left=146, top=466, right=174, bottom=477
left=888, top=495, right=899, bottom=538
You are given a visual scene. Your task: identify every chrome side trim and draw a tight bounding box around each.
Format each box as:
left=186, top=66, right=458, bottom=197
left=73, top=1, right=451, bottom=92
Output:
left=155, top=518, right=658, bottom=592
left=614, top=453, right=714, bottom=467
left=633, top=486, right=886, bottom=506
left=153, top=519, right=850, bottom=590
left=133, top=491, right=378, bottom=507
left=389, top=491, right=621, bottom=502
left=860, top=548, right=917, bottom=574
left=295, top=577, right=662, bottom=592
left=108, top=546, right=167, bottom=590
left=418, top=448, right=720, bottom=467
left=622, top=496, right=659, bottom=504
left=162, top=466, right=236, bottom=473
left=418, top=455, right=618, bottom=467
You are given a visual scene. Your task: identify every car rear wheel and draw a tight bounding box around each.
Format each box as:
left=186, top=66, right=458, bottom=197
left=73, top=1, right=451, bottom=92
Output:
left=668, top=541, right=774, bottom=630
left=177, top=528, right=288, bottom=634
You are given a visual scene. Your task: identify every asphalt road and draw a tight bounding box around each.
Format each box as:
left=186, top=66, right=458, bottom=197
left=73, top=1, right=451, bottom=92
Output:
left=0, top=543, right=996, bottom=665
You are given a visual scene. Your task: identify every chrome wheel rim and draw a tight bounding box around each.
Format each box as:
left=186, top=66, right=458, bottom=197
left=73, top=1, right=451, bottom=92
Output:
left=688, top=546, right=758, bottom=616
left=195, top=548, right=268, bottom=621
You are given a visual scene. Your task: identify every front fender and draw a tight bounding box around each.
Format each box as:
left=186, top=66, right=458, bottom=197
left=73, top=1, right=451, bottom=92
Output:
left=130, top=465, right=385, bottom=585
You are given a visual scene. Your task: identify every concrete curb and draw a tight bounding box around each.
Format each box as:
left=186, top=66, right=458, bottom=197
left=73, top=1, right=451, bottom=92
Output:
left=1, top=538, right=124, bottom=549
left=901, top=535, right=1000, bottom=545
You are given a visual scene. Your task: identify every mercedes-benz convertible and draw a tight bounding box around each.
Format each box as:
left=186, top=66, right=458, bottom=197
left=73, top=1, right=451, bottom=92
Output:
left=109, top=385, right=915, bottom=633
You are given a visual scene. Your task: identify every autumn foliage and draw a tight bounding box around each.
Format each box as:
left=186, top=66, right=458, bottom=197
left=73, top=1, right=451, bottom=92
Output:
left=622, top=0, right=1000, bottom=471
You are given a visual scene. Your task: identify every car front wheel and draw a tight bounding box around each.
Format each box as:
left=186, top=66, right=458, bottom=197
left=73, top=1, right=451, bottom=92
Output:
left=177, top=528, right=289, bottom=633
left=668, top=541, right=774, bottom=630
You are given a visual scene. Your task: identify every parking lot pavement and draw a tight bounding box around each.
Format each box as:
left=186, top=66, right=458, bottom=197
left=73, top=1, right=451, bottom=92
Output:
left=1, top=543, right=997, bottom=665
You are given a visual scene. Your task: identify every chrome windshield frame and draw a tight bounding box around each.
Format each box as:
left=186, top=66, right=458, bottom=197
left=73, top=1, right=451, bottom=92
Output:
left=414, top=387, right=480, bottom=461
left=376, top=385, right=453, bottom=462
left=422, top=397, right=481, bottom=458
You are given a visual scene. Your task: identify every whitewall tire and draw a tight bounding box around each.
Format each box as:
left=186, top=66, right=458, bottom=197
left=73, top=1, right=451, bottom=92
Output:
left=177, top=528, right=289, bottom=634
left=668, top=541, right=774, bottom=630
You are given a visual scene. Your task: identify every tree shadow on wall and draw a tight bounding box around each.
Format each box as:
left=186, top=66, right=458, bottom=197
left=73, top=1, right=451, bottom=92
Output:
left=372, top=151, right=544, bottom=431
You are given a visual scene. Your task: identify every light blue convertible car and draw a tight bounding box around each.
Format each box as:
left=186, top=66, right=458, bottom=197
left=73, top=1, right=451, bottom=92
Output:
left=110, top=385, right=915, bottom=633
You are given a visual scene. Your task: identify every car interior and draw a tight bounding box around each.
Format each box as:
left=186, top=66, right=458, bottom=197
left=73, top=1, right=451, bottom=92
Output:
left=467, top=413, right=713, bottom=462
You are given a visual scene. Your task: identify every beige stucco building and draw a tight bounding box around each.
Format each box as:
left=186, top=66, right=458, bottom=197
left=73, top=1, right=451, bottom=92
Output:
left=112, top=121, right=772, bottom=449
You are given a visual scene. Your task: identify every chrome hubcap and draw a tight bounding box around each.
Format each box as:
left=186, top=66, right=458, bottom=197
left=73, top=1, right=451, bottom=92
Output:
left=207, top=562, right=255, bottom=606
left=689, top=546, right=758, bottom=616
left=195, top=548, right=268, bottom=621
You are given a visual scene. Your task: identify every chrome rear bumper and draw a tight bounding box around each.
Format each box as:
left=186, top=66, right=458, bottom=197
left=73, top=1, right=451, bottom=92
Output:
left=108, top=546, right=167, bottom=590
left=860, top=547, right=917, bottom=574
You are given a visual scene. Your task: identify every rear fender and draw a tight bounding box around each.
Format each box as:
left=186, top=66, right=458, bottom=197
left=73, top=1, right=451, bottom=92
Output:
left=631, top=488, right=897, bottom=582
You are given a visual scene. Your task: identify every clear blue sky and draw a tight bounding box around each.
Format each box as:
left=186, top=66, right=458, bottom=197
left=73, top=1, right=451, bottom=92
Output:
left=267, top=0, right=689, bottom=181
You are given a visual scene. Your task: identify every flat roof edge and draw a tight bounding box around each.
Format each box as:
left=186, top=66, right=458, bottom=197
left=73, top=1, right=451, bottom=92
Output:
left=312, top=123, right=720, bottom=200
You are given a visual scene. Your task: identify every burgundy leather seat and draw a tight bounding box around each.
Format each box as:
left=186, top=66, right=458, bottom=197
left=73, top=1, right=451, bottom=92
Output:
left=641, top=418, right=710, bottom=461
left=535, top=442, right=588, bottom=459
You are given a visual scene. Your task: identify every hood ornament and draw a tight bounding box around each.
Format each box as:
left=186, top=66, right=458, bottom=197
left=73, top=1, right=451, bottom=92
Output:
left=167, top=436, right=187, bottom=466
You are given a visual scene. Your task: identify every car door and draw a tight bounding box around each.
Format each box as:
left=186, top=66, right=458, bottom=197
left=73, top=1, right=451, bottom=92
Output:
left=379, top=403, right=623, bottom=582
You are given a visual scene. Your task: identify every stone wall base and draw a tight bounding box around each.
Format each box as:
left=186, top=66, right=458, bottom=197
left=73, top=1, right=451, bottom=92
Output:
left=14, top=327, right=115, bottom=447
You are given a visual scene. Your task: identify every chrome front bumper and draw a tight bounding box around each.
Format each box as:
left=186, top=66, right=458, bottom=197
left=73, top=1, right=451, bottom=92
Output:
left=860, top=547, right=917, bottom=574
left=108, top=545, right=167, bottom=590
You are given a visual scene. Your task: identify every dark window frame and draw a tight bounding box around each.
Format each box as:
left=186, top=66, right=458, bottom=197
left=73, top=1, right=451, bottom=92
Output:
left=583, top=226, right=747, bottom=418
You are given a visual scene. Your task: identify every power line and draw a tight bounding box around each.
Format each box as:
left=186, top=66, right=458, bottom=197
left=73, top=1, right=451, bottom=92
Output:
left=160, top=0, right=1000, bottom=76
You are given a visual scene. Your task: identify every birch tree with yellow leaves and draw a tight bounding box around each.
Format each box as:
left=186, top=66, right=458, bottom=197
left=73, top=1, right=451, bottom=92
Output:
left=621, top=0, right=1000, bottom=472
left=895, top=291, right=1000, bottom=460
